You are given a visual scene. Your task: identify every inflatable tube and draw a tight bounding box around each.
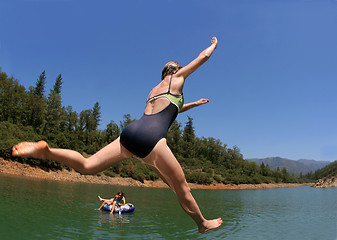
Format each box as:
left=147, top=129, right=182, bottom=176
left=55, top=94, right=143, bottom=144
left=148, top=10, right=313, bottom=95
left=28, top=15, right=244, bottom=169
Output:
left=102, top=203, right=135, bottom=213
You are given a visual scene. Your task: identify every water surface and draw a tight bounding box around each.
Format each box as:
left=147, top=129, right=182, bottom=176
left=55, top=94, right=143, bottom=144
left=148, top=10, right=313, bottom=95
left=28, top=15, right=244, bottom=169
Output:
left=0, top=173, right=336, bottom=239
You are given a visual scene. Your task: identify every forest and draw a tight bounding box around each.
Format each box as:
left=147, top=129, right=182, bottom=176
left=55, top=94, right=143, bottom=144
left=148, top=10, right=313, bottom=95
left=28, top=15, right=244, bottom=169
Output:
left=0, top=69, right=311, bottom=184
left=305, top=160, right=337, bottom=180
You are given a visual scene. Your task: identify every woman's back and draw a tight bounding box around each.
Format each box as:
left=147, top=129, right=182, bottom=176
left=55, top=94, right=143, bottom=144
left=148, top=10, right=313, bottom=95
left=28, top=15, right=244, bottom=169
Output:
left=144, top=75, right=184, bottom=115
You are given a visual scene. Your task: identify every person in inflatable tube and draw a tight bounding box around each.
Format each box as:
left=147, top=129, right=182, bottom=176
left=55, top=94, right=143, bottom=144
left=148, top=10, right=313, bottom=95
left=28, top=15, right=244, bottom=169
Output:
left=12, top=37, right=222, bottom=233
left=97, top=191, right=125, bottom=214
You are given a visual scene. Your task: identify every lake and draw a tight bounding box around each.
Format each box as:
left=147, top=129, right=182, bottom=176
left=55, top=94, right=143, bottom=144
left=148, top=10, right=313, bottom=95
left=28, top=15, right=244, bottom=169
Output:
left=0, top=173, right=336, bottom=240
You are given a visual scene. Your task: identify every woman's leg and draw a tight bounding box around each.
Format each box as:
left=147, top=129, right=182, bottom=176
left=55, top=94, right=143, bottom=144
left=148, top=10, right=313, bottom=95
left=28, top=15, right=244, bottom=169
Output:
left=98, top=201, right=106, bottom=210
left=98, top=199, right=115, bottom=210
left=98, top=196, right=114, bottom=202
left=144, top=139, right=222, bottom=233
left=12, top=137, right=133, bottom=174
left=110, top=201, right=117, bottom=214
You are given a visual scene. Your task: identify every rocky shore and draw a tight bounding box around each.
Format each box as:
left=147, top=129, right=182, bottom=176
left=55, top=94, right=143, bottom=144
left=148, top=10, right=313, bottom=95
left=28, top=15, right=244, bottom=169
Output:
left=0, top=158, right=309, bottom=189
left=311, top=177, right=337, bottom=188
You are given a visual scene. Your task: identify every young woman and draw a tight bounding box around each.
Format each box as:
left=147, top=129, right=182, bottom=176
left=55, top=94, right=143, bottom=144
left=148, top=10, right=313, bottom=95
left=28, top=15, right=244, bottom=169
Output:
left=98, top=191, right=125, bottom=214
left=12, top=37, right=222, bottom=233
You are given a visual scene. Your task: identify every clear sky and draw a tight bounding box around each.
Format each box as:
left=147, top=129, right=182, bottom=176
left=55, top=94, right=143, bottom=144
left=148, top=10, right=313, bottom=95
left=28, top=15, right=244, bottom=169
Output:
left=1, top=0, right=336, bottom=162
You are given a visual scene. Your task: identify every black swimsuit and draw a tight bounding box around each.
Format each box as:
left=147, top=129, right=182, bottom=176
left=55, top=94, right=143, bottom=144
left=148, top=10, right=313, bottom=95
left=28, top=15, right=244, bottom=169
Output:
left=120, top=76, right=184, bottom=158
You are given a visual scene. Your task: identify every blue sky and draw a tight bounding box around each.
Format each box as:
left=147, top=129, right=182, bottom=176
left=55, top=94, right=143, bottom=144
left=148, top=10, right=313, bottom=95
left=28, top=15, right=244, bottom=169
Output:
left=1, top=0, right=336, bottom=162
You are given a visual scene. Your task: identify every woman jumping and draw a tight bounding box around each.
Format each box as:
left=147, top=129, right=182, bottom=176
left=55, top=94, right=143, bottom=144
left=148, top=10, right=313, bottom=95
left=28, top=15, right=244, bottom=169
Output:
left=12, top=36, right=222, bottom=233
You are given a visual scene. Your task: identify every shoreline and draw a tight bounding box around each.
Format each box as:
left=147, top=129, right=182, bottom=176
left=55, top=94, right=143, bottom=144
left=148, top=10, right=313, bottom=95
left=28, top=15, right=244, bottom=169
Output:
left=0, top=158, right=310, bottom=189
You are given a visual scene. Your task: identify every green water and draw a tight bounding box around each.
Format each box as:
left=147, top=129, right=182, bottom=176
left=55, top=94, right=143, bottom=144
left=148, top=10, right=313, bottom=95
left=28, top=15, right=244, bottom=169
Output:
left=0, top=173, right=336, bottom=240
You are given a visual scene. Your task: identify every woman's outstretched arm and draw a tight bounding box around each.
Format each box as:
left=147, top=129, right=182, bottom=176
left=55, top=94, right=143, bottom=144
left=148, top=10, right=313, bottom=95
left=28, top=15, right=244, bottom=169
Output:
left=179, top=98, right=209, bottom=113
left=175, top=37, right=218, bottom=80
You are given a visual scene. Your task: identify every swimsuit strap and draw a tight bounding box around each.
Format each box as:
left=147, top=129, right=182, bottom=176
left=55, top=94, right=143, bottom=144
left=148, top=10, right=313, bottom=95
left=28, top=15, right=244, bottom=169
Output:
left=146, top=75, right=184, bottom=110
left=167, top=75, right=173, bottom=93
left=147, top=75, right=176, bottom=103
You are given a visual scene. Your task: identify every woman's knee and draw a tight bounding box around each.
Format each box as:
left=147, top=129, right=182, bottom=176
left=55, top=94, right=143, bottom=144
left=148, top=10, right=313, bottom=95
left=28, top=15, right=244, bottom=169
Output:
left=172, top=179, right=191, bottom=195
left=78, top=157, right=99, bottom=175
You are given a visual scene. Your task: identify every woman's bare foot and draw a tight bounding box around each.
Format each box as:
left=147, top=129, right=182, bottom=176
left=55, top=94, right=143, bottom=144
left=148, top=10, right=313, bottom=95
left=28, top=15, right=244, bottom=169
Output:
left=12, top=141, right=49, bottom=159
left=198, top=218, right=223, bottom=233
left=98, top=196, right=103, bottom=201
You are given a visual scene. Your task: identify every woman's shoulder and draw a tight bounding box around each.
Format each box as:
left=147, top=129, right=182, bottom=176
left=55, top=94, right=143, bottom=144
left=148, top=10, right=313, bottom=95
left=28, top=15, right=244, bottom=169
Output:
left=170, top=75, right=185, bottom=93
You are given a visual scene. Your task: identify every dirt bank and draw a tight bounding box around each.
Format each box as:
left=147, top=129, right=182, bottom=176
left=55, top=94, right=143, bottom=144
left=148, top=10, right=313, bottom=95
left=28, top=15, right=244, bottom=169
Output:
left=311, top=177, right=337, bottom=188
left=0, top=158, right=309, bottom=189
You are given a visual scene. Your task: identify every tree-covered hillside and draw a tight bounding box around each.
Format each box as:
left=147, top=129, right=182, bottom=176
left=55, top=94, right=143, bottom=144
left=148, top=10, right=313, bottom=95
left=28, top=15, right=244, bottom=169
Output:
left=0, top=69, right=305, bottom=184
left=305, top=160, right=337, bottom=180
left=247, top=157, right=330, bottom=176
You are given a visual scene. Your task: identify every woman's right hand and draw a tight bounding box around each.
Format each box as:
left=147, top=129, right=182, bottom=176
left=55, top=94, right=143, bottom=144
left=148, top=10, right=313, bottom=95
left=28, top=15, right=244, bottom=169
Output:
left=174, top=36, right=218, bottom=80
left=211, top=37, right=218, bottom=48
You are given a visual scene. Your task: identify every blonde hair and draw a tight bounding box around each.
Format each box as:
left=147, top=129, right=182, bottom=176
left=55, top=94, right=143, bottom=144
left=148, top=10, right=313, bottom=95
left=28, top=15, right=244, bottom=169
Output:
left=161, top=61, right=182, bottom=80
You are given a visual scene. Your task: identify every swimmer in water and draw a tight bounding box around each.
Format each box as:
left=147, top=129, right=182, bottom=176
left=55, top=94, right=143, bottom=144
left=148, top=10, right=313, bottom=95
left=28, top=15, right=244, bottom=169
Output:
left=98, top=191, right=125, bottom=214
left=12, top=36, right=222, bottom=233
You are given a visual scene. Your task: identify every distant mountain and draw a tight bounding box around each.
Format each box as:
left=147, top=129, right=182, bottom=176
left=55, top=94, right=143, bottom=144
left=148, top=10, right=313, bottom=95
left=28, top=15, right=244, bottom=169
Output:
left=246, top=157, right=331, bottom=176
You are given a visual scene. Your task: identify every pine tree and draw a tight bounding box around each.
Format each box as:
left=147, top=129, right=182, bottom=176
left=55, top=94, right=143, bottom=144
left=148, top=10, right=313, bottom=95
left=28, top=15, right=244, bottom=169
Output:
left=0, top=72, right=27, bottom=124
left=120, top=114, right=134, bottom=130
left=42, top=74, right=63, bottom=136
left=92, top=102, right=101, bottom=130
left=167, top=120, right=182, bottom=155
left=29, top=71, right=47, bottom=130
left=65, top=106, right=78, bottom=132
left=104, top=120, right=120, bottom=143
left=182, top=116, right=196, bottom=158
left=183, top=116, right=195, bottom=142
left=32, top=70, right=46, bottom=97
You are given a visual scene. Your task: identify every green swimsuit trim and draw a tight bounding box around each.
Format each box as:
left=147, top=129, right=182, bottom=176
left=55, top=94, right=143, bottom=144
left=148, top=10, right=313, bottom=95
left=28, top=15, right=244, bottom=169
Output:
left=147, top=93, right=184, bottom=111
